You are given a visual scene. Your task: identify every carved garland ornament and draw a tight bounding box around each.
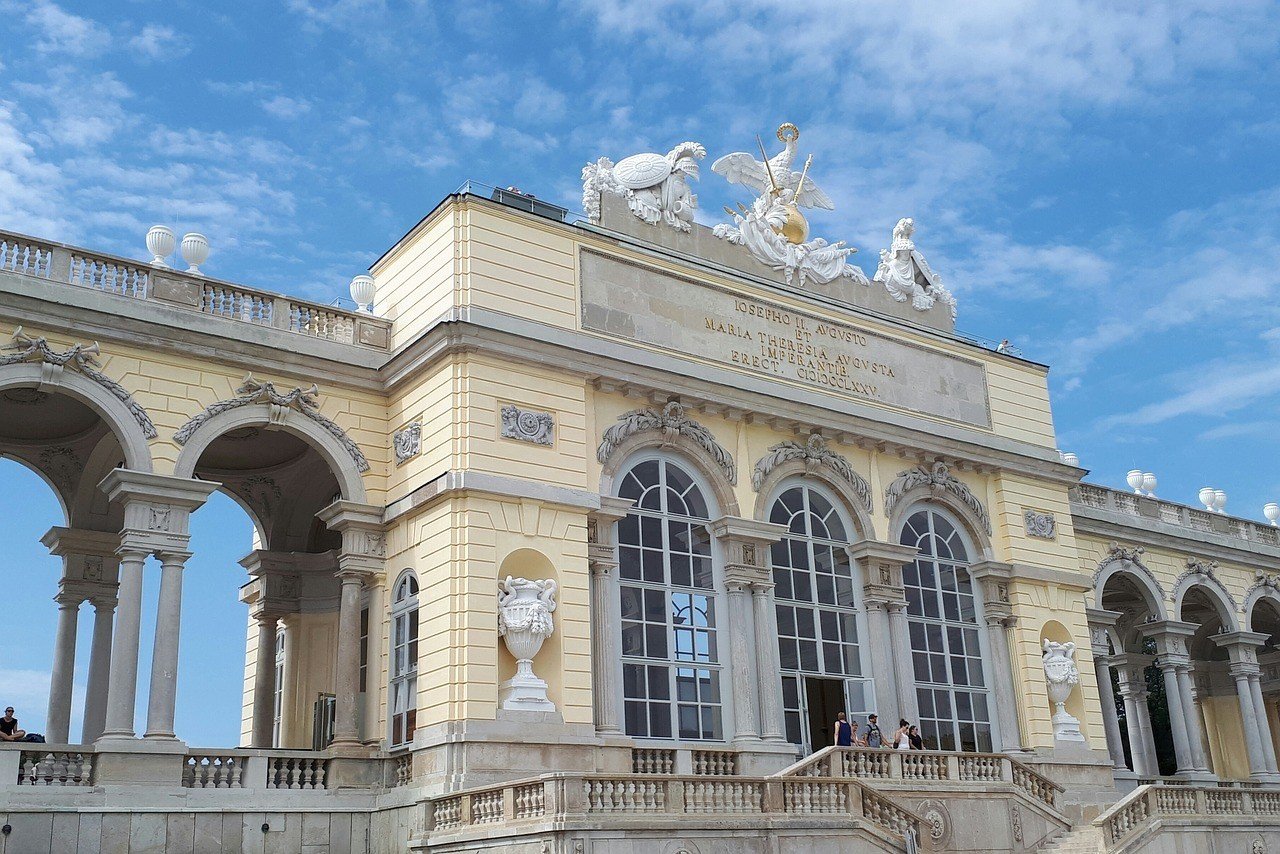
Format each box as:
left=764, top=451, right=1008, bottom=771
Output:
left=173, top=374, right=370, bottom=473
left=1, top=328, right=157, bottom=438
left=883, top=461, right=990, bottom=535
left=1023, top=509, right=1056, bottom=539
left=1174, top=556, right=1237, bottom=610
left=501, top=404, right=555, bottom=446
left=751, top=433, right=872, bottom=513
left=597, top=401, right=736, bottom=485
left=1090, top=543, right=1165, bottom=599
left=393, top=422, right=422, bottom=464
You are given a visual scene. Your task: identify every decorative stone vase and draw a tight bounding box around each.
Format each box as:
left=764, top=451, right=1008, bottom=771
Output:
left=1126, top=470, right=1144, bottom=494
left=497, top=576, right=558, bottom=712
left=146, top=225, right=176, bottom=267
left=1042, top=640, right=1085, bottom=742
left=180, top=233, right=209, bottom=274
left=349, top=275, right=376, bottom=313
left=1265, top=502, right=1280, bottom=526
left=1199, top=487, right=1217, bottom=512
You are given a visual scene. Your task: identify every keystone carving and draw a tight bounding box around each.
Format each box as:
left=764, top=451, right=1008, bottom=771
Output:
left=884, top=461, right=990, bottom=534
left=752, top=433, right=872, bottom=513
left=597, top=401, right=735, bottom=485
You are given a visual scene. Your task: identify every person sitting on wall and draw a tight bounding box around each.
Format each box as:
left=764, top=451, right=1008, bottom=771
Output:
left=0, top=707, right=26, bottom=741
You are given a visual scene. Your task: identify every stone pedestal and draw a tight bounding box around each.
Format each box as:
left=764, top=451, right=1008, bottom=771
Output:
left=92, top=737, right=188, bottom=786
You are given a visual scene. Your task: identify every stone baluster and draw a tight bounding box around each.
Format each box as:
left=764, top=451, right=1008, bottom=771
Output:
left=1086, top=608, right=1128, bottom=771
left=317, top=500, right=386, bottom=755
left=587, top=497, right=632, bottom=735
left=969, top=561, right=1025, bottom=753
left=250, top=612, right=280, bottom=748
left=708, top=516, right=787, bottom=747
left=849, top=541, right=919, bottom=727
left=45, top=594, right=81, bottom=744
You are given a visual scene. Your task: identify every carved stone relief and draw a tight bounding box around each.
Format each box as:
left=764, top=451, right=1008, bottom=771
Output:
left=501, top=404, right=555, bottom=446
left=393, top=422, right=422, bottom=464
left=597, top=400, right=736, bottom=485
left=752, top=432, right=872, bottom=513
left=1023, top=510, right=1056, bottom=539
left=38, top=446, right=81, bottom=494
left=884, top=461, right=990, bottom=535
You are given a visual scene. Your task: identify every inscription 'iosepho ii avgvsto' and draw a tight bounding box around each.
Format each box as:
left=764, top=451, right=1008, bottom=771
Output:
left=580, top=251, right=990, bottom=427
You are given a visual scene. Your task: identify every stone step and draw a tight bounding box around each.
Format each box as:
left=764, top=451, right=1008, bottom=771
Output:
left=1038, top=824, right=1103, bottom=853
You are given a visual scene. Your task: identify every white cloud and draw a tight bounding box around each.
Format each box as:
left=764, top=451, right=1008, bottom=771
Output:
left=128, top=24, right=190, bottom=61
left=261, top=95, right=311, bottom=120
left=25, top=0, right=109, bottom=57
left=514, top=79, right=568, bottom=124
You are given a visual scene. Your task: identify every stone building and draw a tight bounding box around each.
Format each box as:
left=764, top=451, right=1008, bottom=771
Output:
left=0, top=132, right=1278, bottom=853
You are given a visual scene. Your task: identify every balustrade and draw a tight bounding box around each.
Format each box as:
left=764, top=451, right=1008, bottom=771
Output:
left=690, top=748, right=738, bottom=776
left=182, top=754, right=244, bottom=789
left=69, top=253, right=149, bottom=298
left=267, top=754, right=328, bottom=790
left=1098, top=784, right=1280, bottom=849
left=17, top=750, right=93, bottom=786
left=0, top=236, right=53, bottom=277
left=1071, top=483, right=1280, bottom=547
left=201, top=283, right=274, bottom=323
left=631, top=747, right=675, bottom=774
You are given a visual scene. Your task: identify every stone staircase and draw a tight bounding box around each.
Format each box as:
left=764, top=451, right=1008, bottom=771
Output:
left=1038, top=824, right=1103, bottom=853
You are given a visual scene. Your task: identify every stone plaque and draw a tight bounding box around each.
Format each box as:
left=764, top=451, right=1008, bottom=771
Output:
left=581, top=250, right=990, bottom=427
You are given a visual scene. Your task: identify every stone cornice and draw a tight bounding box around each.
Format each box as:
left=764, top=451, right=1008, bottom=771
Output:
left=1072, top=510, right=1280, bottom=571
left=1008, top=562, right=1093, bottom=592
left=383, top=470, right=604, bottom=526
left=382, top=312, right=1080, bottom=488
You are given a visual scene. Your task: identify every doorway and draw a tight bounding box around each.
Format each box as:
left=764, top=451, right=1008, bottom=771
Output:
left=804, top=677, right=848, bottom=750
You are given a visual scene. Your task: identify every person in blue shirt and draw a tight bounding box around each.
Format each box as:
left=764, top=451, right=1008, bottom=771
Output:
left=834, top=711, right=853, bottom=747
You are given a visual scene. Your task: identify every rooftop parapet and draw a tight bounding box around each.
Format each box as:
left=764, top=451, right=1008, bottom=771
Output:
left=1071, top=482, right=1280, bottom=549
left=0, top=229, right=391, bottom=351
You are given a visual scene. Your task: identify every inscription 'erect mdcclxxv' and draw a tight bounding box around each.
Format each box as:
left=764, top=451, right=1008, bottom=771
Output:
left=580, top=250, right=991, bottom=427
left=707, top=299, right=897, bottom=398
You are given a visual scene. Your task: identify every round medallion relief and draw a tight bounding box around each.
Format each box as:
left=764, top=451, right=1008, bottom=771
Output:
left=915, top=799, right=952, bottom=849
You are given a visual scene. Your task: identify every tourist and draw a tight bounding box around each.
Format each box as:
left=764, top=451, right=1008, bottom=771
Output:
left=0, top=707, right=26, bottom=741
left=864, top=714, right=883, bottom=748
left=996, top=338, right=1012, bottom=354
left=893, top=719, right=911, bottom=750
left=833, top=711, right=853, bottom=747
left=909, top=725, right=924, bottom=750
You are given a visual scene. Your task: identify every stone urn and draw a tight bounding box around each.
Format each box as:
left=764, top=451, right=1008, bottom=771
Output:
left=1042, top=640, right=1085, bottom=742
left=497, top=576, right=558, bottom=712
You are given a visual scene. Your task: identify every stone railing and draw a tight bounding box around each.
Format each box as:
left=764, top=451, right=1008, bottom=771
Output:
left=13, top=748, right=94, bottom=787
left=1097, top=784, right=1280, bottom=850
left=180, top=749, right=329, bottom=790
left=630, top=746, right=740, bottom=775
left=1072, top=483, right=1280, bottom=547
left=389, top=753, right=414, bottom=787
left=780, top=746, right=1064, bottom=811
left=0, top=228, right=391, bottom=350
left=423, top=773, right=923, bottom=846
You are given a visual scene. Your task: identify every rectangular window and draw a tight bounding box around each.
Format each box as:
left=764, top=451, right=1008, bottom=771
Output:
left=358, top=607, right=369, bottom=694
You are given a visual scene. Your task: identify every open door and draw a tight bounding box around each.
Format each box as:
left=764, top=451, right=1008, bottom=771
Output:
left=804, top=677, right=847, bottom=750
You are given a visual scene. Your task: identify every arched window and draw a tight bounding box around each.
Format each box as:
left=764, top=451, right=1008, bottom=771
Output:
left=769, top=484, right=867, bottom=750
left=617, top=458, right=722, bottom=741
left=272, top=628, right=285, bottom=747
left=389, top=571, right=420, bottom=747
left=899, top=507, right=991, bottom=752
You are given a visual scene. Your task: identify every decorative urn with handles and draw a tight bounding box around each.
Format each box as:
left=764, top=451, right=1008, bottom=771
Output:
left=497, top=576, right=558, bottom=712
left=1042, top=640, right=1085, bottom=742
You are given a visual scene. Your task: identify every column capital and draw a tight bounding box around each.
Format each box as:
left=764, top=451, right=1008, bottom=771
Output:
left=588, top=495, right=633, bottom=572
left=969, top=560, right=1016, bottom=613
left=155, top=549, right=193, bottom=565
left=1086, top=607, right=1123, bottom=656
left=850, top=539, right=918, bottom=600
left=99, top=470, right=219, bottom=554
left=317, top=500, right=386, bottom=575
left=709, top=515, right=787, bottom=586
left=89, top=595, right=117, bottom=612
left=1213, top=630, right=1270, bottom=666
left=253, top=610, right=283, bottom=626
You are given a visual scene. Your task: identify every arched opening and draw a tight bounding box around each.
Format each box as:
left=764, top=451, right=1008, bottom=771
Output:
left=1250, top=598, right=1280, bottom=769
left=388, top=570, right=419, bottom=748
left=898, top=504, right=992, bottom=752
left=766, top=480, right=867, bottom=753
left=616, top=454, right=724, bottom=742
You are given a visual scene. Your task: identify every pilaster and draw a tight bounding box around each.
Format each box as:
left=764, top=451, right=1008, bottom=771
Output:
left=849, top=540, right=918, bottom=725
left=969, top=560, right=1025, bottom=753
left=587, top=496, right=632, bottom=735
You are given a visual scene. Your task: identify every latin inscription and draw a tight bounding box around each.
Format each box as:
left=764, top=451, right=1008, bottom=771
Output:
left=580, top=250, right=991, bottom=427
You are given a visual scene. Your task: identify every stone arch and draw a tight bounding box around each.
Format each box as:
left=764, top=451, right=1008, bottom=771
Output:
left=1092, top=552, right=1167, bottom=622
left=0, top=362, right=153, bottom=473
left=1243, top=582, right=1280, bottom=633
left=887, top=488, right=993, bottom=559
left=600, top=430, right=738, bottom=517
left=0, top=454, right=70, bottom=523
left=752, top=460, right=873, bottom=540
left=1174, top=577, right=1239, bottom=633
left=173, top=402, right=367, bottom=504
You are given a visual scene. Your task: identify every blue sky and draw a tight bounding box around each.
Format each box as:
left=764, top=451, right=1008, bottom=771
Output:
left=3, top=1, right=1280, bottom=744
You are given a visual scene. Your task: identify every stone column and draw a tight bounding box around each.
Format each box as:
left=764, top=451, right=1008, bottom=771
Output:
left=725, top=581, right=760, bottom=740
left=969, top=561, right=1024, bottom=752
left=81, top=596, right=116, bottom=743
left=849, top=541, right=918, bottom=726
left=1213, top=631, right=1278, bottom=782
left=1250, top=674, right=1280, bottom=776
left=1139, top=620, right=1204, bottom=778
left=363, top=579, right=385, bottom=744
left=250, top=613, right=279, bottom=748
left=1112, top=655, right=1158, bottom=776
left=1156, top=660, right=1194, bottom=774
left=144, top=550, right=191, bottom=739
left=333, top=570, right=367, bottom=748
left=316, top=500, right=387, bottom=758
left=1087, top=608, right=1127, bottom=771
left=751, top=581, right=786, bottom=741
left=45, top=594, right=81, bottom=744
left=1176, top=666, right=1211, bottom=774
left=587, top=497, right=631, bottom=735
left=100, top=548, right=148, bottom=740
left=278, top=614, right=300, bottom=748
left=97, top=470, right=218, bottom=746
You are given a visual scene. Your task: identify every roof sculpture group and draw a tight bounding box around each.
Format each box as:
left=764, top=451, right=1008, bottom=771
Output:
left=582, top=123, right=956, bottom=318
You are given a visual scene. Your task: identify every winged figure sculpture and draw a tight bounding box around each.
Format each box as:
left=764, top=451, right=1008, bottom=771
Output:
left=712, top=123, right=834, bottom=210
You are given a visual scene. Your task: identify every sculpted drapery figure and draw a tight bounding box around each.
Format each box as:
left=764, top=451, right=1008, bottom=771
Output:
left=582, top=141, right=707, bottom=232
left=873, top=218, right=957, bottom=319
